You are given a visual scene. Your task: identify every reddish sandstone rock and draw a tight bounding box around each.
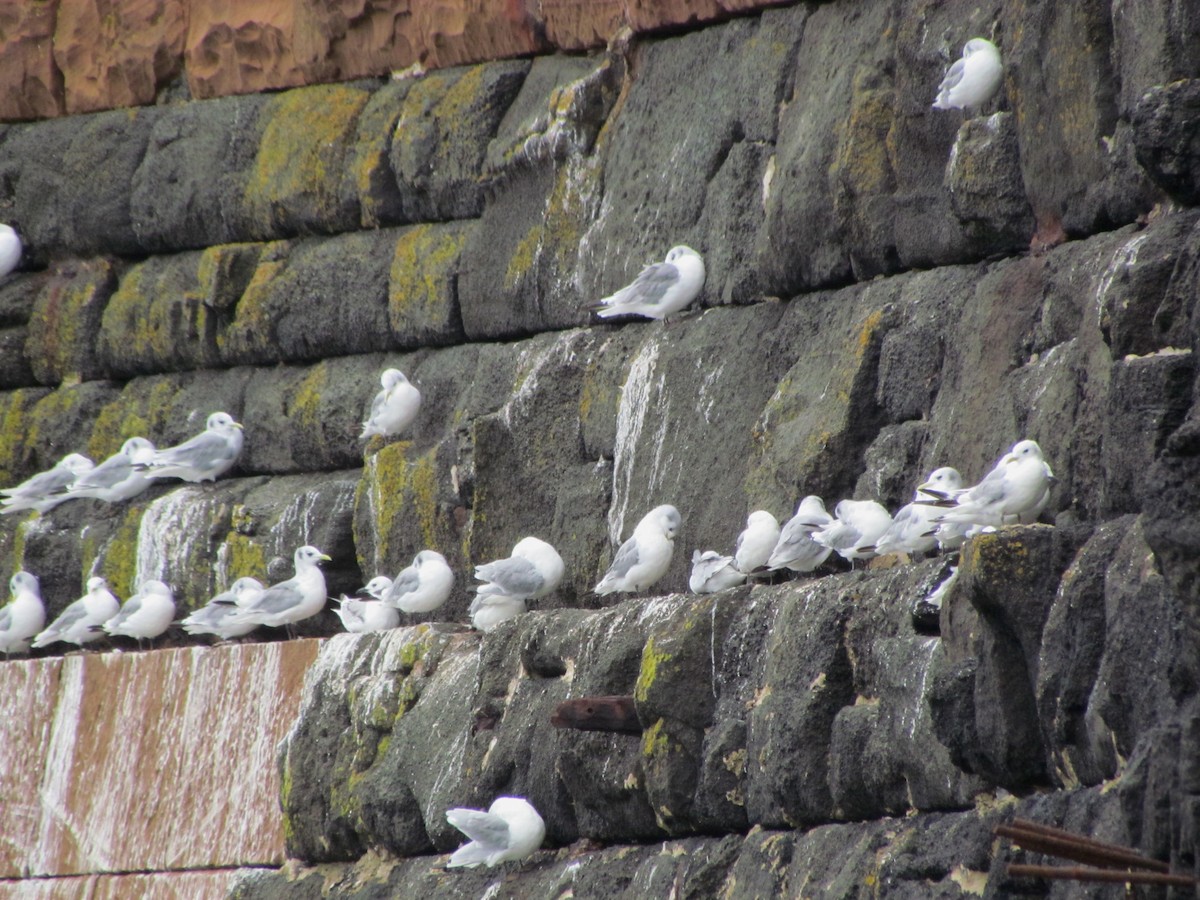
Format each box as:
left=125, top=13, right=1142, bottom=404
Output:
left=0, top=641, right=319, bottom=877
left=0, top=1, right=64, bottom=120
left=53, top=0, right=187, bottom=115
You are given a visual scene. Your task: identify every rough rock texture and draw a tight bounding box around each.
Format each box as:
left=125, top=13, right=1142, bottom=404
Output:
left=1, top=1, right=1199, bottom=897
left=0, top=642, right=317, bottom=878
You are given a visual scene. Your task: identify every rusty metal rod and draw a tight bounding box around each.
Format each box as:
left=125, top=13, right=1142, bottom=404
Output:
left=993, top=825, right=1171, bottom=873
left=1007, top=863, right=1198, bottom=887
left=994, top=824, right=1168, bottom=873
left=1009, top=818, right=1170, bottom=872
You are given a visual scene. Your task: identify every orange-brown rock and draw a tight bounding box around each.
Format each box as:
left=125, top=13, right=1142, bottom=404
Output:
left=53, top=0, right=188, bottom=115
left=185, top=0, right=422, bottom=100
left=0, top=870, right=246, bottom=899
left=0, top=1, right=65, bottom=120
left=0, top=640, right=319, bottom=878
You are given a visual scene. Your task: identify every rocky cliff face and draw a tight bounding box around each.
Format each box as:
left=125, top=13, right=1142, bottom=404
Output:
left=2, top=0, right=1200, bottom=898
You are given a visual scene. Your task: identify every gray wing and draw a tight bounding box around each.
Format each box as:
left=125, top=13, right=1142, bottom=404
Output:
left=475, top=557, right=543, bottom=596
left=621, top=261, right=679, bottom=308
left=385, top=567, right=421, bottom=603
left=367, top=387, right=388, bottom=423
left=938, top=58, right=967, bottom=95
left=963, top=466, right=1009, bottom=507
left=446, top=809, right=510, bottom=849
left=4, top=467, right=73, bottom=499
left=108, top=595, right=143, bottom=627
left=47, top=601, right=89, bottom=633
left=0, top=606, right=12, bottom=632
left=605, top=534, right=642, bottom=580
left=155, top=431, right=234, bottom=469
left=247, top=580, right=303, bottom=615
left=72, top=456, right=133, bottom=491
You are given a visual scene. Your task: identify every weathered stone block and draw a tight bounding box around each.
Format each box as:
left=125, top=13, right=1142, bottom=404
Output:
left=53, top=0, right=186, bottom=115
left=944, top=113, right=1034, bottom=255
left=0, top=326, right=34, bottom=390
left=217, top=232, right=393, bottom=366
left=243, top=83, right=372, bottom=238
left=1102, top=352, right=1194, bottom=516
left=97, top=244, right=261, bottom=378
left=1133, top=79, right=1200, bottom=206
left=388, top=222, right=470, bottom=348
left=1008, top=0, right=1158, bottom=237
left=389, top=61, right=529, bottom=223
left=25, top=260, right=118, bottom=386
left=130, top=93, right=271, bottom=252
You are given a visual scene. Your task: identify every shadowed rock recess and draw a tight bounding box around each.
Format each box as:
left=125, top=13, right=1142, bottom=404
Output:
left=1, top=1, right=1200, bottom=898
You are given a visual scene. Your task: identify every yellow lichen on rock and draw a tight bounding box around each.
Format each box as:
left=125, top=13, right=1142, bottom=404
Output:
left=245, top=84, right=370, bottom=231
left=388, top=223, right=470, bottom=335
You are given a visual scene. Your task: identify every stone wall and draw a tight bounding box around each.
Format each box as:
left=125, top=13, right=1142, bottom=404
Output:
left=2, top=0, right=1200, bottom=897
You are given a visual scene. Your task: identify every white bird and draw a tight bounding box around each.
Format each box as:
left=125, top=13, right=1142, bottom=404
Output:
left=734, top=510, right=781, bottom=573
left=1, top=453, right=95, bottom=515
left=333, top=596, right=401, bottom=633
left=226, top=546, right=331, bottom=636
left=0, top=571, right=46, bottom=656
left=66, top=437, right=157, bottom=503
left=590, top=246, right=706, bottom=321
left=871, top=467, right=964, bottom=558
left=384, top=550, right=454, bottom=614
left=31, top=576, right=120, bottom=649
left=0, top=224, right=22, bottom=279
left=142, top=412, right=243, bottom=483
left=445, top=796, right=546, bottom=869
left=934, top=440, right=1055, bottom=529
left=813, top=499, right=894, bottom=564
left=933, top=38, right=1003, bottom=112
left=594, top=504, right=681, bottom=595
left=103, top=580, right=176, bottom=646
left=689, top=550, right=746, bottom=594
left=470, top=537, right=565, bottom=633
left=766, top=496, right=834, bottom=573
left=361, top=368, right=422, bottom=440
left=179, top=577, right=264, bottom=640
left=333, top=577, right=400, bottom=633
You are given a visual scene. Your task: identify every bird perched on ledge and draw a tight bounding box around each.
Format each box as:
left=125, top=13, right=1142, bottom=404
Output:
left=141, top=412, right=243, bottom=483
left=594, top=504, right=681, bottom=595
left=589, top=246, right=706, bottom=321
left=361, top=368, right=422, bottom=440
left=445, top=797, right=545, bottom=869
left=933, top=38, right=1003, bottom=112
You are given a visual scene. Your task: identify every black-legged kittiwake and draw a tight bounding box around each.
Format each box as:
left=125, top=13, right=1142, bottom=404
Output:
left=590, top=246, right=706, bottom=321
left=0, top=571, right=46, bottom=656
left=32, top=576, right=120, bottom=649
left=66, top=437, right=157, bottom=503
left=871, top=467, right=964, bottom=558
left=102, top=580, right=176, bottom=646
left=469, top=537, right=565, bottom=632
left=813, top=499, right=894, bottom=564
left=384, top=550, right=454, bottom=614
left=933, top=38, right=1002, bottom=111
left=226, top=546, right=330, bottom=636
left=688, top=550, right=746, bottom=594
left=734, top=510, right=781, bottom=574
left=180, top=577, right=265, bottom=640
left=934, top=439, right=1054, bottom=529
left=445, top=796, right=546, bottom=868
left=1, top=453, right=95, bottom=516
left=593, top=504, right=681, bottom=595
left=766, top=496, right=834, bottom=573
left=0, top=224, right=21, bottom=279
left=142, top=412, right=243, bottom=483
left=361, top=368, right=422, bottom=440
